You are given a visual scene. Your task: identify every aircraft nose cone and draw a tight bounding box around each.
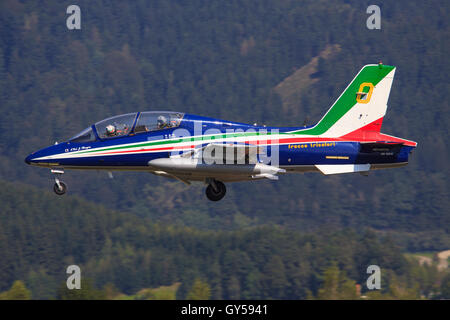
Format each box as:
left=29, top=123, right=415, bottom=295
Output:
left=25, top=154, right=34, bottom=165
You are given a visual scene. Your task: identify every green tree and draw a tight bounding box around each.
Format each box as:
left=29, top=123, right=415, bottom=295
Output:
left=57, top=279, right=106, bottom=300
left=186, top=279, right=211, bottom=300
left=317, top=264, right=340, bottom=299
left=317, top=264, right=358, bottom=300
left=440, top=274, right=450, bottom=299
left=0, top=281, right=32, bottom=300
left=262, top=255, right=288, bottom=299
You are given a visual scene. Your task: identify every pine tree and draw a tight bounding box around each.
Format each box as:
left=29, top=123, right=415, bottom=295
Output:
left=440, top=274, right=450, bottom=299
left=3, top=281, right=31, bottom=300
left=186, top=278, right=211, bottom=300
left=316, top=264, right=358, bottom=300
left=317, top=264, right=340, bottom=300
left=57, top=279, right=106, bottom=300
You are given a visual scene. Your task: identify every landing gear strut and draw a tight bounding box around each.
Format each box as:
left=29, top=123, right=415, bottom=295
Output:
left=205, top=179, right=226, bottom=201
left=51, top=169, right=67, bottom=195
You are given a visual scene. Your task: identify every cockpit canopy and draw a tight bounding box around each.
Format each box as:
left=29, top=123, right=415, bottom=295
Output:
left=68, top=112, right=184, bottom=142
left=95, top=112, right=137, bottom=139
left=133, top=111, right=183, bottom=134
left=69, top=126, right=97, bottom=143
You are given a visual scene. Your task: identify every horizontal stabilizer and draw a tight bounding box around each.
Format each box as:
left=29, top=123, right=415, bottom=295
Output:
left=315, top=164, right=370, bottom=175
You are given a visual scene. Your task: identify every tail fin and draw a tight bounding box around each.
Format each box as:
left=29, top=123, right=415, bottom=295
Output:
left=293, top=64, right=396, bottom=137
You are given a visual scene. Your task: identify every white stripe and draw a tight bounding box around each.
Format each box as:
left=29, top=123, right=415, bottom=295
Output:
left=33, top=134, right=334, bottom=161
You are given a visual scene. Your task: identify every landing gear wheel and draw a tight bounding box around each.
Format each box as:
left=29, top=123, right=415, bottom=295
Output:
left=205, top=181, right=226, bottom=201
left=53, top=181, right=67, bottom=195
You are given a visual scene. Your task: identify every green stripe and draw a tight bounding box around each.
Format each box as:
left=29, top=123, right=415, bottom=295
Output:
left=290, top=64, right=395, bottom=135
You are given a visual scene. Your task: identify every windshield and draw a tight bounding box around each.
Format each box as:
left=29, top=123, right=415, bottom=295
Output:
left=95, top=113, right=137, bottom=139
left=134, top=112, right=184, bottom=133
left=69, top=127, right=96, bottom=143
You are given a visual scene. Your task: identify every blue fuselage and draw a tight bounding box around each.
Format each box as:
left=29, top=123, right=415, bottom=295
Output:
left=25, top=113, right=414, bottom=170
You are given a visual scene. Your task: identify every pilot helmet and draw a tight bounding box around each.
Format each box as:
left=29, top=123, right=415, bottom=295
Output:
left=106, top=124, right=116, bottom=134
left=157, top=115, right=167, bottom=127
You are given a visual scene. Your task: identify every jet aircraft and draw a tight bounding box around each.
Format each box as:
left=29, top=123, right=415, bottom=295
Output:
left=25, top=64, right=417, bottom=201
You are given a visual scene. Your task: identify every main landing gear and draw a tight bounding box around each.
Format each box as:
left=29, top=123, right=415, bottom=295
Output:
left=205, top=179, right=226, bottom=201
left=51, top=169, right=67, bottom=195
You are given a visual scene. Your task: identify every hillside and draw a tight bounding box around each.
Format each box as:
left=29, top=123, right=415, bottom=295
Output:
left=1, top=179, right=448, bottom=299
left=274, top=44, right=341, bottom=118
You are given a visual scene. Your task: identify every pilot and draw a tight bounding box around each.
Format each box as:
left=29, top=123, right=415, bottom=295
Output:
left=105, top=124, right=117, bottom=137
left=157, top=115, right=169, bottom=129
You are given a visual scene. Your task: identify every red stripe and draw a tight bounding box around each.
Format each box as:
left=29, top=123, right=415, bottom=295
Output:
left=94, top=144, right=196, bottom=156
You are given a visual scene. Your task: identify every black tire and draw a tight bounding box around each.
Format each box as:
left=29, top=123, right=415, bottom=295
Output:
left=205, top=181, right=226, bottom=201
left=53, top=181, right=67, bottom=195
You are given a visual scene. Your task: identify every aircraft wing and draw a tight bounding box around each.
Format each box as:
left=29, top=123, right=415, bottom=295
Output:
left=148, top=142, right=285, bottom=182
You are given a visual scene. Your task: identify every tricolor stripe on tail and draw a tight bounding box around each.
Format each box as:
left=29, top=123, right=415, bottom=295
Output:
left=290, top=64, right=396, bottom=138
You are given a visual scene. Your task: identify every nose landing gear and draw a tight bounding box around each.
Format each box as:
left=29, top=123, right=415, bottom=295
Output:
left=53, top=181, right=67, bottom=195
left=51, top=169, right=67, bottom=195
left=205, top=179, right=226, bottom=201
